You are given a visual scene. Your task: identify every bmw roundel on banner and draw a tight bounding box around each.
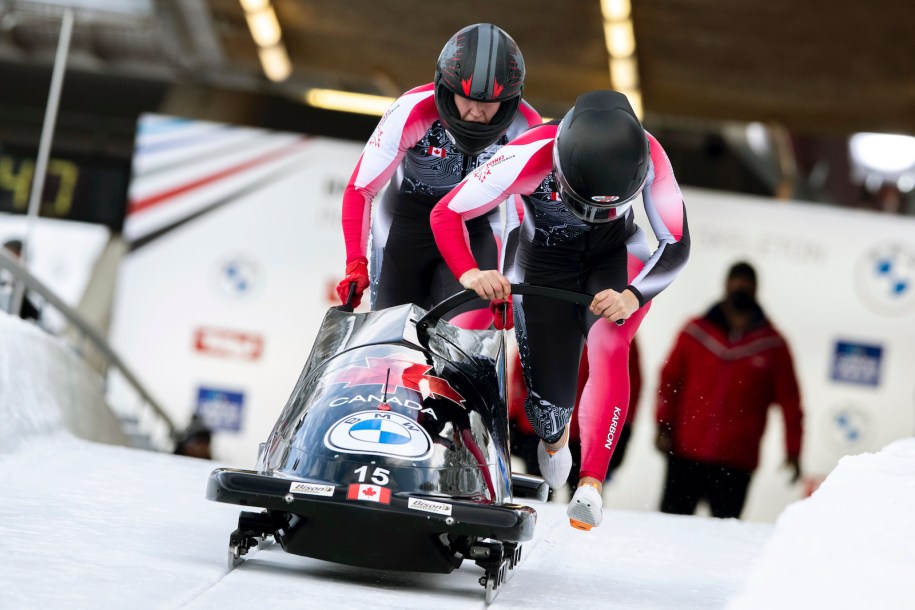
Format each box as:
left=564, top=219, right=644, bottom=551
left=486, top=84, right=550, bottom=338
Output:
left=853, top=242, right=915, bottom=316
left=324, top=410, right=434, bottom=460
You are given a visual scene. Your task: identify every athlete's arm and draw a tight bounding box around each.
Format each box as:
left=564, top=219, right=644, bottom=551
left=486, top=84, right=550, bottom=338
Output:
left=493, top=99, right=540, bottom=274
left=430, top=124, right=557, bottom=289
left=341, top=84, right=439, bottom=264
left=774, top=338, right=803, bottom=469
left=627, top=133, right=691, bottom=304
left=499, top=194, right=524, bottom=273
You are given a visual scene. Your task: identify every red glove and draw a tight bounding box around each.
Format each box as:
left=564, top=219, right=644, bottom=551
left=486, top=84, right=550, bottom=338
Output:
left=336, top=257, right=370, bottom=308
left=489, top=298, right=514, bottom=330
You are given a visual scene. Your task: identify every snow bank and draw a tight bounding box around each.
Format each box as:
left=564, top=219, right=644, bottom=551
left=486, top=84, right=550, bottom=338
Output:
left=0, top=312, right=126, bottom=452
left=731, top=438, right=915, bottom=610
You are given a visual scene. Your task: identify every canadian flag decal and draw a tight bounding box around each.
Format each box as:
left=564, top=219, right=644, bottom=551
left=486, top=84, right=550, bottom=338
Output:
left=325, top=354, right=465, bottom=406
left=347, top=484, right=392, bottom=504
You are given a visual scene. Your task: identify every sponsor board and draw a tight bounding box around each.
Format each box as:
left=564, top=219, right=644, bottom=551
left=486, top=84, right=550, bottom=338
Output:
left=830, top=340, right=883, bottom=386
left=195, top=386, right=244, bottom=432
left=194, top=327, right=264, bottom=361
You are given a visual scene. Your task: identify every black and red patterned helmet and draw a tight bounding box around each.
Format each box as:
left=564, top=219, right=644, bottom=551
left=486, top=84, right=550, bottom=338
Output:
left=434, top=23, right=525, bottom=156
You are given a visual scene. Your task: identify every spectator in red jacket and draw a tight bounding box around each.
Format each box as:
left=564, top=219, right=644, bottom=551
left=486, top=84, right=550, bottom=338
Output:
left=655, top=261, right=803, bottom=519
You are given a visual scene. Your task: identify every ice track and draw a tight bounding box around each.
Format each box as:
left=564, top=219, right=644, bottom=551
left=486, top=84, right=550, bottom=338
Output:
left=0, top=434, right=770, bottom=610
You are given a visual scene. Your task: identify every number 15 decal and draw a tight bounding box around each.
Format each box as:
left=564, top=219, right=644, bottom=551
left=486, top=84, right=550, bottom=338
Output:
left=353, top=465, right=390, bottom=485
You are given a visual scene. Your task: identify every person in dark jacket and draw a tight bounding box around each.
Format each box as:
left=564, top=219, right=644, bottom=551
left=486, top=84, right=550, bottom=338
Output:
left=655, top=261, right=803, bottom=519
left=1, top=238, right=41, bottom=322
left=173, top=415, right=213, bottom=460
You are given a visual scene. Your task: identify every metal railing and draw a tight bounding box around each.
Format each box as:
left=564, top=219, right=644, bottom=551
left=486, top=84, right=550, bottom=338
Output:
left=0, top=246, right=177, bottom=452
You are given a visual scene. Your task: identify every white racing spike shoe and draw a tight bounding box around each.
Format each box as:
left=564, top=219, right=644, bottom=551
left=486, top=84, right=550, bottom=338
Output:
left=567, top=484, right=604, bottom=531
left=536, top=437, right=572, bottom=490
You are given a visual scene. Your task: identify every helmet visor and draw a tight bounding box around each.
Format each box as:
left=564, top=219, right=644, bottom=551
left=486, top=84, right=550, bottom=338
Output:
left=552, top=143, right=645, bottom=223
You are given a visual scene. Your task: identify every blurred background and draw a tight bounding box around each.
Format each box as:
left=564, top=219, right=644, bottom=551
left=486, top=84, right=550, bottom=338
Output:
left=2, top=0, right=914, bottom=523
left=3, top=0, right=915, bottom=216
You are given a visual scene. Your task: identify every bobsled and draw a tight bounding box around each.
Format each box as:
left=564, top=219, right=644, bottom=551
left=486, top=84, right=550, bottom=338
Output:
left=206, top=284, right=593, bottom=603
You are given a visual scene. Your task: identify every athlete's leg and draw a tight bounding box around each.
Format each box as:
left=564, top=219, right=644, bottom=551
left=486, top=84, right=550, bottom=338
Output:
left=514, top=291, right=584, bottom=444
left=510, top=268, right=580, bottom=487
left=606, top=423, right=633, bottom=478
left=577, top=250, right=650, bottom=484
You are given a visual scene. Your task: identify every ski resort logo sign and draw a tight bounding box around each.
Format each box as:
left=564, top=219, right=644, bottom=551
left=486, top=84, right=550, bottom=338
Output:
left=324, top=410, right=434, bottom=460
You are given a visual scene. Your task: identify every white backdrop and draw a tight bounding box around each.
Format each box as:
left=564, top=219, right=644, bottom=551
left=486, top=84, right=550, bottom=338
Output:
left=0, top=214, right=110, bottom=331
left=0, top=215, right=109, bottom=306
left=109, top=115, right=915, bottom=522
left=109, top=115, right=364, bottom=466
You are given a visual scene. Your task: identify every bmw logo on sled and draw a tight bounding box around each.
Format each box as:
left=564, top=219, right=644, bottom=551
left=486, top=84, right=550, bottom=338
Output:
left=206, top=284, right=592, bottom=603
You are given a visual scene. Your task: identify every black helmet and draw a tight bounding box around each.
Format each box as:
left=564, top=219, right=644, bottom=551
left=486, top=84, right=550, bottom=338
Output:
left=553, top=90, right=650, bottom=223
left=434, top=23, right=525, bottom=156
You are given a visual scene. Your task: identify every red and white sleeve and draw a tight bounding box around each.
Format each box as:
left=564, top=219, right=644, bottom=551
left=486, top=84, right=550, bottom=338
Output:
left=341, top=84, right=438, bottom=264
left=431, top=124, right=557, bottom=279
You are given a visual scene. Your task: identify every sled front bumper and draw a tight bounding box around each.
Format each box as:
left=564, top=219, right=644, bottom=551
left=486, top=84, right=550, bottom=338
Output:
left=207, top=468, right=537, bottom=572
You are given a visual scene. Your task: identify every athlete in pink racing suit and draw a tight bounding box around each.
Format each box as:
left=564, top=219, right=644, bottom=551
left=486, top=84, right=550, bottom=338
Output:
left=336, top=23, right=541, bottom=328
left=430, top=90, right=690, bottom=529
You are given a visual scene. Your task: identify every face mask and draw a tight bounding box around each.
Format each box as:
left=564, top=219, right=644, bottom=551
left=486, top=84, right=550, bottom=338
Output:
left=727, top=291, right=756, bottom=313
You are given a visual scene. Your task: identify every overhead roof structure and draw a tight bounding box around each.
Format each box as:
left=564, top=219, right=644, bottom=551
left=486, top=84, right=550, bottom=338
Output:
left=0, top=0, right=911, bottom=135
left=0, top=0, right=913, bottom=214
